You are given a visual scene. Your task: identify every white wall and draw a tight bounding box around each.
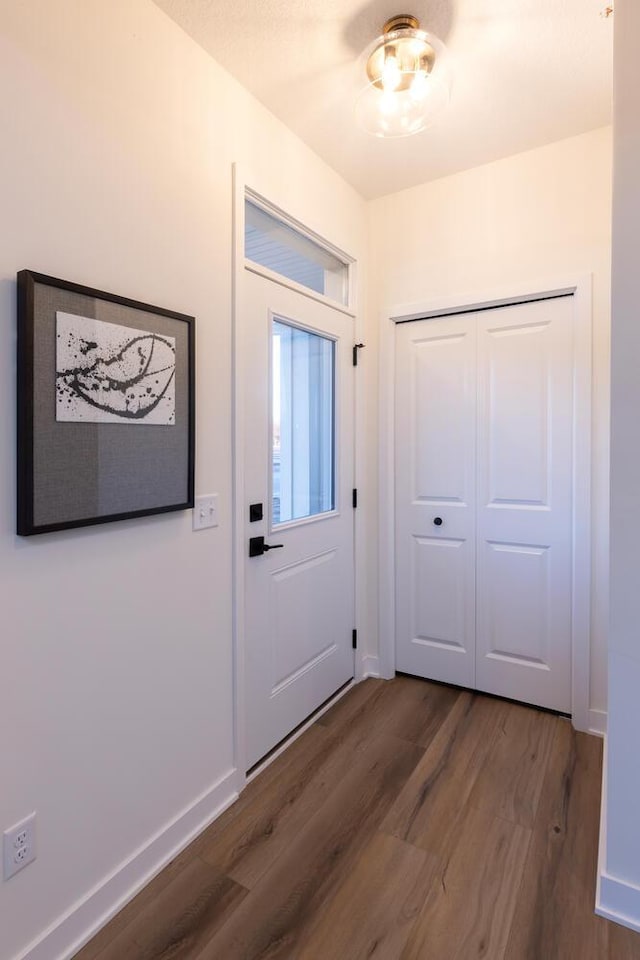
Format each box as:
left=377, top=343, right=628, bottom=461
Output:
left=0, top=3, right=368, bottom=958
left=599, top=0, right=640, bottom=931
left=0, top=2, right=617, bottom=955
left=369, top=127, right=612, bottom=725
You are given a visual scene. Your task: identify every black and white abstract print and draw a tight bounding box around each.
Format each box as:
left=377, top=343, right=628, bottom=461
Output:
left=56, top=312, right=176, bottom=425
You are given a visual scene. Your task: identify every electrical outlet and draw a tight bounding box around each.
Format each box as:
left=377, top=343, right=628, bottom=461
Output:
left=3, top=813, right=36, bottom=880
left=14, top=829, right=28, bottom=847
left=192, top=494, right=219, bottom=531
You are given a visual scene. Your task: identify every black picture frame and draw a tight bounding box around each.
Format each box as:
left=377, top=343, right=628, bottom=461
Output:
left=17, top=270, right=195, bottom=536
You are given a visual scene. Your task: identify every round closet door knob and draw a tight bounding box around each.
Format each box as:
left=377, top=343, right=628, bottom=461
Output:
left=433, top=517, right=443, bottom=526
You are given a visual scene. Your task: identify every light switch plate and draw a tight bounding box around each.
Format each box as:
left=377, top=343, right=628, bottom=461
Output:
left=193, top=495, right=219, bottom=531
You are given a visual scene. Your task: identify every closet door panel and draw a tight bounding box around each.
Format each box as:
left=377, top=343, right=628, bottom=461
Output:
left=395, top=317, right=476, bottom=686
left=475, top=297, right=573, bottom=712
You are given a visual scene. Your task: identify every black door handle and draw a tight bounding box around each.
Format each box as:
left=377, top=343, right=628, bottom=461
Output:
left=249, top=535, right=284, bottom=557
left=433, top=517, right=443, bottom=526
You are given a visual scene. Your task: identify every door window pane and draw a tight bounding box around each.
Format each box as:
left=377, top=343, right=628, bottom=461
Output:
left=246, top=200, right=349, bottom=305
left=272, top=320, right=335, bottom=525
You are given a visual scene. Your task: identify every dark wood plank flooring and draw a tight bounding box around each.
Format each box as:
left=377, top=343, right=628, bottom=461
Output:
left=73, top=677, right=640, bottom=960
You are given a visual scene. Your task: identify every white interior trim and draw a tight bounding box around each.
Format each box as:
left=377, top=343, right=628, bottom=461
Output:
left=232, top=164, right=365, bottom=794
left=232, top=163, right=249, bottom=792
left=596, top=867, right=640, bottom=933
left=596, top=736, right=640, bottom=932
left=244, top=186, right=356, bottom=315
left=378, top=275, right=594, bottom=729
left=244, top=261, right=356, bottom=319
left=589, top=708, right=608, bottom=737
left=361, top=655, right=382, bottom=678
left=16, top=770, right=237, bottom=960
left=246, top=189, right=355, bottom=273
left=570, top=276, right=593, bottom=732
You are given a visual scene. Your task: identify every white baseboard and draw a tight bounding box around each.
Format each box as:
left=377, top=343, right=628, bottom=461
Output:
left=596, top=735, right=640, bottom=933
left=588, top=708, right=607, bottom=737
left=597, top=873, right=640, bottom=933
left=15, top=770, right=238, bottom=960
left=362, top=655, right=381, bottom=678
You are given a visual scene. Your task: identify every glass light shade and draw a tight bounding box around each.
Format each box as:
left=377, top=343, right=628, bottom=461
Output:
left=356, top=26, right=451, bottom=138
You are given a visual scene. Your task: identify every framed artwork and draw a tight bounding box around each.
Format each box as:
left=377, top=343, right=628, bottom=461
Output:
left=17, top=270, right=195, bottom=535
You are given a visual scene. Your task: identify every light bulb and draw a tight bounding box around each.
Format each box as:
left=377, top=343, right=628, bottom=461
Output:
left=356, top=19, right=452, bottom=138
left=407, top=38, right=426, bottom=57
left=380, top=91, right=398, bottom=115
left=410, top=69, right=429, bottom=101
left=381, top=54, right=401, bottom=91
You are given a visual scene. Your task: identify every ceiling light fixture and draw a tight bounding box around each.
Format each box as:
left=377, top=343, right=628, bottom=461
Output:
left=356, top=14, right=451, bottom=139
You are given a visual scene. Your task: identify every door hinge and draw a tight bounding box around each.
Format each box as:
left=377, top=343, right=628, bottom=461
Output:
left=352, top=629, right=358, bottom=649
left=352, top=488, right=358, bottom=508
left=353, top=343, right=365, bottom=366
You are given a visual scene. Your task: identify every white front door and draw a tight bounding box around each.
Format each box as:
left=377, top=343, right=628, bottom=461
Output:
left=243, top=271, right=355, bottom=768
left=395, top=296, right=574, bottom=713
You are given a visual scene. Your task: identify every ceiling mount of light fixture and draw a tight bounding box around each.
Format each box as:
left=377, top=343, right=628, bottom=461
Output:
left=356, top=13, right=451, bottom=139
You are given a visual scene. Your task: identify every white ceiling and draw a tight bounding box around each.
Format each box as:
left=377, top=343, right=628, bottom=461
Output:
left=153, top=0, right=613, bottom=199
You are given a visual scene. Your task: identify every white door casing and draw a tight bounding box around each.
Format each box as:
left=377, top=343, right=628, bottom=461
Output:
left=392, top=289, right=590, bottom=717
left=242, top=270, right=355, bottom=768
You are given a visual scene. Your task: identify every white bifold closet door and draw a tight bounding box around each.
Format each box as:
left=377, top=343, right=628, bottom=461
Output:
left=394, top=296, right=574, bottom=713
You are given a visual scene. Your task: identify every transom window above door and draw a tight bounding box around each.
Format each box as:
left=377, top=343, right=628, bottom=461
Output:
left=244, top=196, right=350, bottom=307
left=272, top=319, right=335, bottom=526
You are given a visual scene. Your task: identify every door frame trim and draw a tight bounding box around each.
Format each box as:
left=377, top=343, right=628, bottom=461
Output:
left=232, top=164, right=363, bottom=791
left=378, top=275, right=593, bottom=731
